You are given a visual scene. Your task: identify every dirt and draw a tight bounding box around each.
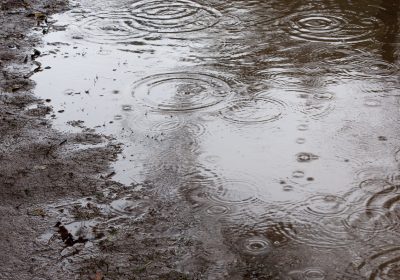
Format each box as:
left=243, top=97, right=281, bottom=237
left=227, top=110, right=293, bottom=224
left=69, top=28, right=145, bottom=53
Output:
left=0, top=1, right=227, bottom=279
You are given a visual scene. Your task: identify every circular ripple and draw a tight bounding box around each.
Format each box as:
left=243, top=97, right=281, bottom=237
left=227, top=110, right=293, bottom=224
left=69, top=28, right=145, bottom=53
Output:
left=344, top=208, right=398, bottom=233
left=132, top=73, right=231, bottom=112
left=180, top=168, right=265, bottom=207
left=304, top=268, right=326, bottom=280
left=304, top=195, right=349, bottom=217
left=129, top=0, right=221, bottom=33
left=70, top=11, right=145, bottom=44
left=206, top=205, right=230, bottom=216
left=285, top=11, right=382, bottom=43
left=220, top=97, right=285, bottom=124
left=241, top=236, right=272, bottom=256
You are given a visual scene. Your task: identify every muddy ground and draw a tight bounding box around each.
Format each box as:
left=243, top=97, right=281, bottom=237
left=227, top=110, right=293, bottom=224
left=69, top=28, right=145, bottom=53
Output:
left=0, top=1, right=231, bottom=279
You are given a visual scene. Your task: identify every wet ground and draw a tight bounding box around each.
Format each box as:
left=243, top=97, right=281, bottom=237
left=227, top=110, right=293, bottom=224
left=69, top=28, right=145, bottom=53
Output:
left=2, top=0, right=400, bottom=279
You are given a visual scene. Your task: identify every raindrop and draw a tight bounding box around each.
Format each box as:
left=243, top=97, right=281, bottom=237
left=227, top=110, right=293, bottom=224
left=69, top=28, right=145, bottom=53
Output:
left=296, top=152, right=319, bottom=162
left=292, top=171, right=305, bottom=178
left=206, top=205, right=230, bottom=216
left=241, top=237, right=272, bottom=256
left=297, top=124, right=309, bottom=131
left=122, top=105, right=133, bottom=111
left=304, top=268, right=326, bottom=280
left=283, top=185, right=294, bottom=191
left=296, top=138, right=306, bottom=144
left=312, top=92, right=334, bottom=100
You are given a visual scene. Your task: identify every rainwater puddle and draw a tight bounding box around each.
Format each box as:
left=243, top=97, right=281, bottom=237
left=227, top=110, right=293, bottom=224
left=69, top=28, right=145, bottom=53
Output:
left=32, top=0, right=400, bottom=278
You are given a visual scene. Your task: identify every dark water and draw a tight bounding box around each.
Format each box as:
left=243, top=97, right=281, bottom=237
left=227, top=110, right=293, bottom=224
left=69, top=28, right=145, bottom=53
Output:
left=33, top=0, right=400, bottom=278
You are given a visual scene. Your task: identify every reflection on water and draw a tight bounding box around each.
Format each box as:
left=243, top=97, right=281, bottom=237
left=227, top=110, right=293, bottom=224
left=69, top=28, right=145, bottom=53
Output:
left=33, top=0, right=400, bottom=278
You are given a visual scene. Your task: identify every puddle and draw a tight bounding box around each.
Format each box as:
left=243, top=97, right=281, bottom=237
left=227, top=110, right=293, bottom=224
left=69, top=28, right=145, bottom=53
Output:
left=32, top=0, right=400, bottom=278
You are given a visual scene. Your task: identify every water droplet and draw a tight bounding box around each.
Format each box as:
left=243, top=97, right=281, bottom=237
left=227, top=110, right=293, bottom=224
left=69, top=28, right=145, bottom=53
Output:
left=296, top=138, right=306, bottom=144
left=297, top=124, right=309, bottom=131
left=241, top=237, right=271, bottom=256
left=296, top=152, right=319, bottom=162
left=304, top=268, right=326, bottom=279
left=206, top=205, right=230, bottom=216
left=292, top=171, right=305, bottom=178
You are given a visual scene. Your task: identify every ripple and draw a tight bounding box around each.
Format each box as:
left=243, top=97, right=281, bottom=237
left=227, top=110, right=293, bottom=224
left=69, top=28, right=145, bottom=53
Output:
left=284, top=11, right=383, bottom=43
left=180, top=168, right=265, bottom=207
left=272, top=220, right=348, bottom=248
left=342, top=57, right=400, bottom=81
left=364, top=98, right=382, bottom=107
left=271, top=193, right=384, bottom=248
left=241, top=236, right=272, bottom=256
left=130, top=112, right=185, bottom=134
left=359, top=179, right=393, bottom=193
left=287, top=268, right=326, bottom=280
left=344, top=208, right=398, bottom=233
left=301, top=100, right=335, bottom=120
left=219, top=97, right=286, bottom=124
left=303, top=195, right=349, bottom=217
left=209, top=178, right=262, bottom=205
left=132, top=73, right=232, bottom=112
left=364, top=184, right=400, bottom=213
left=304, top=268, right=326, bottom=280
left=358, top=247, right=400, bottom=280
left=129, top=0, right=221, bottom=33
left=205, top=205, right=230, bottom=216
left=70, top=11, right=145, bottom=45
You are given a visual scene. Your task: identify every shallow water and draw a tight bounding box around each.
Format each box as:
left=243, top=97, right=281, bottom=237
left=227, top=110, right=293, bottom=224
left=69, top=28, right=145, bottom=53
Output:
left=33, top=0, right=400, bottom=278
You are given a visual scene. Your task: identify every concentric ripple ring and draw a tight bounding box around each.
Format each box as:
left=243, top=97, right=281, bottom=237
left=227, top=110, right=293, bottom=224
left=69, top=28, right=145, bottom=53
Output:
left=220, top=97, right=285, bottom=124
left=285, top=11, right=382, bottom=43
left=131, top=73, right=232, bottom=112
left=129, top=0, right=222, bottom=33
